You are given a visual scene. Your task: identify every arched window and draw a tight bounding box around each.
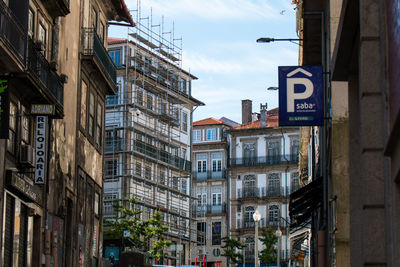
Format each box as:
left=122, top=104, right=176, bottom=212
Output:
left=244, top=236, right=255, bottom=261
left=268, top=173, right=281, bottom=196
left=268, top=204, right=280, bottom=226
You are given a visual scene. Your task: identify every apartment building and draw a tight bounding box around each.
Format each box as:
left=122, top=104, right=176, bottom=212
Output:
left=228, top=100, right=300, bottom=265
left=0, top=0, right=132, bottom=266
left=190, top=117, right=237, bottom=266
left=103, top=20, right=203, bottom=265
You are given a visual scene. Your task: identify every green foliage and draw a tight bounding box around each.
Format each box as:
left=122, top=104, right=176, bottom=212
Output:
left=104, top=198, right=172, bottom=260
left=259, top=228, right=278, bottom=265
left=221, top=236, right=245, bottom=264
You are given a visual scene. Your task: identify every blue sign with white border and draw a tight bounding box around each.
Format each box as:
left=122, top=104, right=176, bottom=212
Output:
left=278, top=66, right=323, bottom=126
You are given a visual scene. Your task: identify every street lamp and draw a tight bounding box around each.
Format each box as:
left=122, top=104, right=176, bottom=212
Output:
left=253, top=209, right=261, bottom=267
left=256, top=37, right=302, bottom=43
left=276, top=228, right=282, bottom=267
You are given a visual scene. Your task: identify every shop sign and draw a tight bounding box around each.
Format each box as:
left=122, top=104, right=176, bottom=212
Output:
left=35, top=116, right=47, bottom=184
left=31, top=104, right=55, bottom=115
left=7, top=171, right=42, bottom=203
left=0, top=78, right=9, bottom=139
left=278, top=66, right=324, bottom=126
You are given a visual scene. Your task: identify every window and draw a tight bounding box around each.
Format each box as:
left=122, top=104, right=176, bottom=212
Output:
left=38, top=23, right=47, bottom=52
left=91, top=8, right=98, bottom=29
left=206, top=129, right=216, bottom=141
left=244, top=206, right=255, bottom=228
left=28, top=9, right=35, bottom=37
left=80, top=81, right=87, bottom=129
left=267, top=139, right=280, bottom=163
left=135, top=162, right=142, bottom=177
left=181, top=112, right=188, bottom=132
left=105, top=160, right=118, bottom=176
left=193, top=130, right=201, bottom=142
left=243, top=175, right=256, bottom=197
left=7, top=102, right=17, bottom=154
left=89, top=92, right=95, bottom=137
left=268, top=204, right=280, bottom=225
left=243, top=142, right=256, bottom=165
left=212, top=153, right=222, bottom=172
left=291, top=139, right=300, bottom=161
left=94, top=192, right=100, bottom=217
left=21, top=107, right=30, bottom=144
left=96, top=102, right=103, bottom=146
left=159, top=170, right=165, bottom=185
left=197, top=154, right=207, bottom=173
left=212, top=192, right=222, bottom=206
left=136, top=90, right=143, bottom=106
left=244, top=237, right=255, bottom=259
left=212, top=222, right=222, bottom=245
left=109, top=50, right=121, bottom=67
left=197, top=189, right=207, bottom=207
left=146, top=94, right=153, bottom=110
left=291, top=172, right=299, bottom=193
left=181, top=179, right=187, bottom=194
left=268, top=173, right=280, bottom=196
left=172, top=177, right=179, bottom=190
left=99, top=22, right=105, bottom=43
left=197, top=222, right=206, bottom=245
left=145, top=166, right=151, bottom=180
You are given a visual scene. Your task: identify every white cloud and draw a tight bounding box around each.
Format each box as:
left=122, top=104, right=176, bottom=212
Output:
left=130, top=0, right=280, bottom=21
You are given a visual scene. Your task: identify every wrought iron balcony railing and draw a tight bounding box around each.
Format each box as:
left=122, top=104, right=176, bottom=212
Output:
left=193, top=203, right=227, bottom=216
left=236, top=186, right=288, bottom=199
left=192, top=169, right=227, bottom=181
left=229, top=154, right=299, bottom=167
left=0, top=1, right=26, bottom=65
left=82, top=28, right=116, bottom=88
left=27, top=39, right=64, bottom=109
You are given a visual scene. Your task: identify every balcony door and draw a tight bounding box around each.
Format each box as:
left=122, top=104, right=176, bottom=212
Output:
left=268, top=173, right=281, bottom=196
left=267, top=139, right=281, bottom=164
left=243, top=142, right=256, bottom=165
left=243, top=175, right=256, bottom=197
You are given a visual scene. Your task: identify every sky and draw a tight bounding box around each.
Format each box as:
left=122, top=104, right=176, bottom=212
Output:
left=109, top=0, right=299, bottom=123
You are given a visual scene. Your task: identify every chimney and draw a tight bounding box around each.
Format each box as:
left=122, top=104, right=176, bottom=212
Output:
left=242, top=99, right=252, bottom=124
left=260, top=103, right=267, bottom=127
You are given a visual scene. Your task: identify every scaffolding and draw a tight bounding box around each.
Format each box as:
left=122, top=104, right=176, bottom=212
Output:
left=104, top=1, right=200, bottom=265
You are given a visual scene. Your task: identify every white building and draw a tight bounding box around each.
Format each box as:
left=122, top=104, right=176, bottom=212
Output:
left=228, top=100, right=300, bottom=265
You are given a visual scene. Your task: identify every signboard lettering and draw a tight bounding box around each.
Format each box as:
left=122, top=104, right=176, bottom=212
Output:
left=35, top=116, right=47, bottom=184
left=278, top=66, right=323, bottom=126
left=0, top=78, right=9, bottom=139
left=31, top=104, right=55, bottom=115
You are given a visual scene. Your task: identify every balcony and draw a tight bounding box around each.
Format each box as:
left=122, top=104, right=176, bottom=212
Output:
left=229, top=154, right=299, bottom=168
left=104, top=138, right=191, bottom=172
left=237, top=186, right=288, bottom=199
left=193, top=203, right=227, bottom=216
left=26, top=39, right=64, bottom=114
left=192, top=169, right=227, bottom=181
left=0, top=1, right=26, bottom=71
left=81, top=28, right=117, bottom=93
left=42, top=0, right=70, bottom=18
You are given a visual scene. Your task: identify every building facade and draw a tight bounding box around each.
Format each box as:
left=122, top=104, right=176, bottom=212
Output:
left=228, top=100, right=300, bottom=265
left=190, top=117, right=236, bottom=266
left=0, top=0, right=132, bottom=266
left=103, top=21, right=203, bottom=265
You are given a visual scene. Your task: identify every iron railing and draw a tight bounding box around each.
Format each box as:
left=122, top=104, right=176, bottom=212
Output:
left=27, top=39, right=64, bottom=108
left=82, top=28, right=116, bottom=86
left=0, top=1, right=26, bottom=64
left=237, top=186, right=287, bottom=199
left=229, top=154, right=299, bottom=167
left=193, top=203, right=227, bottom=216
left=192, top=169, right=227, bottom=180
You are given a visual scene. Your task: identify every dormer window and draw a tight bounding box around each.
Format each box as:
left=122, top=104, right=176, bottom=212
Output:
left=206, top=129, right=216, bottom=141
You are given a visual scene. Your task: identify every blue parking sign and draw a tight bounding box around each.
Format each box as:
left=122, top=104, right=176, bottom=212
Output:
left=278, top=66, right=324, bottom=126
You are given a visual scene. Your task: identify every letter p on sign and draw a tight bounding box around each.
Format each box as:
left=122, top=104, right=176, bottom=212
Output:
left=287, top=78, right=314, bottom=112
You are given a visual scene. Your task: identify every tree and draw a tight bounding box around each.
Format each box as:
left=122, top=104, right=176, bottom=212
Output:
left=104, top=198, right=172, bottom=261
left=259, top=228, right=278, bottom=266
left=221, top=236, right=245, bottom=264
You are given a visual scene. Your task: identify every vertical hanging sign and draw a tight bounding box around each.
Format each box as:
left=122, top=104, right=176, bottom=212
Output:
left=0, top=78, right=10, bottom=139
left=35, top=116, right=47, bottom=184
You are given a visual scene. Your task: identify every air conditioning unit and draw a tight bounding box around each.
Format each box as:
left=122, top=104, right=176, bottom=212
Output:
left=20, top=144, right=35, bottom=167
